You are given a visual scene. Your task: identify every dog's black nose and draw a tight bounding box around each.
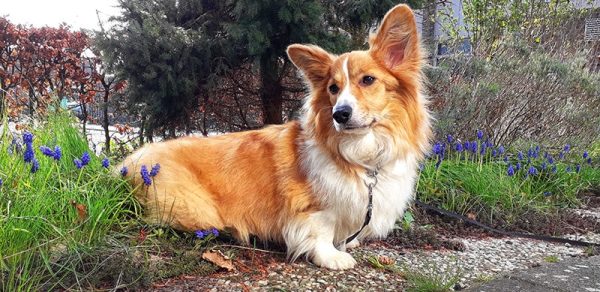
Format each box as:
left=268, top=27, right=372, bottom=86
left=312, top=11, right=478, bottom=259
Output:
left=333, top=105, right=353, bottom=124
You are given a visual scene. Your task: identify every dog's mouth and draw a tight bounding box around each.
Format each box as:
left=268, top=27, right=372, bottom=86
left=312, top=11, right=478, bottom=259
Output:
left=340, top=119, right=377, bottom=132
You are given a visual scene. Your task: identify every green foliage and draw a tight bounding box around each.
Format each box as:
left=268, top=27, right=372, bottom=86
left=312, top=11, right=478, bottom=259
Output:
left=0, top=113, right=138, bottom=290
left=402, top=262, right=461, bottom=292
left=418, top=136, right=600, bottom=225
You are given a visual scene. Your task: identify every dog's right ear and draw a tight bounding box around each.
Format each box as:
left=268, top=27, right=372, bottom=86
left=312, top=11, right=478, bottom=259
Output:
left=287, top=44, right=333, bottom=86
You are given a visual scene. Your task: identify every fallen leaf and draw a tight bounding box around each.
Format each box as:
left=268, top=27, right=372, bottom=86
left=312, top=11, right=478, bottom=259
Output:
left=70, top=200, right=87, bottom=223
left=378, top=255, right=395, bottom=266
left=467, top=212, right=477, bottom=221
left=202, top=250, right=235, bottom=271
left=138, top=228, right=147, bottom=243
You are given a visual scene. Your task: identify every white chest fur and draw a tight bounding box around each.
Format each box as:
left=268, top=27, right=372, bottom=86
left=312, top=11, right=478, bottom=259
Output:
left=301, top=141, right=418, bottom=245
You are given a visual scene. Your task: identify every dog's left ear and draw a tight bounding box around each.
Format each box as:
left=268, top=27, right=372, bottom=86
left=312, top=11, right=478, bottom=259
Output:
left=369, top=4, right=421, bottom=72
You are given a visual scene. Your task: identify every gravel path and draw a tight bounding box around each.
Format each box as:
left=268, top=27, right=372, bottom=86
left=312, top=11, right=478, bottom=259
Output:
left=150, top=233, right=597, bottom=291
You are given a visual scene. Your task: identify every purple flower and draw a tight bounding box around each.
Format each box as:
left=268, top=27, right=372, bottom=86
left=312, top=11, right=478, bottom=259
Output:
left=563, top=144, right=571, bottom=153
left=480, top=143, right=487, bottom=155
left=31, top=158, right=39, bottom=173
left=541, top=162, right=547, bottom=170
left=470, top=141, right=478, bottom=153
left=477, top=129, right=483, bottom=140
left=535, top=145, right=540, bottom=153
left=446, top=134, right=453, bottom=144
left=528, top=166, right=537, bottom=176
left=74, top=158, right=84, bottom=169
left=120, top=166, right=129, bottom=177
left=551, top=165, right=557, bottom=173
left=102, top=158, right=110, bottom=168
left=0, top=178, right=3, bottom=187
left=492, top=149, right=498, bottom=157
left=463, top=141, right=470, bottom=151
left=80, top=152, right=91, bottom=166
left=543, top=191, right=552, bottom=197
left=566, top=166, right=572, bottom=173
left=53, top=146, right=62, bottom=161
left=587, top=157, right=593, bottom=165
left=507, top=165, right=515, bottom=176
left=498, top=145, right=505, bottom=155
left=140, top=165, right=152, bottom=186
left=575, top=164, right=581, bottom=173
left=39, top=146, right=55, bottom=158
left=150, top=163, right=161, bottom=177
left=23, top=144, right=34, bottom=163
left=455, top=143, right=463, bottom=152
left=195, top=230, right=205, bottom=239
left=516, top=162, right=522, bottom=171
left=559, top=152, right=565, bottom=160
left=23, top=131, right=33, bottom=144
left=210, top=227, right=219, bottom=237
left=517, top=151, right=523, bottom=161
left=583, top=151, right=589, bottom=159
left=503, top=156, right=508, bottom=162
left=432, top=143, right=443, bottom=155
left=547, top=156, right=554, bottom=164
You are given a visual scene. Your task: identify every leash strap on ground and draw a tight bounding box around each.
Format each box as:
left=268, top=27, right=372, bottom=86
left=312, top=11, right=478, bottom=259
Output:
left=414, top=199, right=600, bottom=248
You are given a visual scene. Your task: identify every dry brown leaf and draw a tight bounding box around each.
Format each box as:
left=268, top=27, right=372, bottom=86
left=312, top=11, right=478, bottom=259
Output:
left=378, top=255, right=395, bottom=266
left=70, top=200, right=87, bottom=223
left=202, top=250, right=235, bottom=271
left=467, top=212, right=477, bottom=221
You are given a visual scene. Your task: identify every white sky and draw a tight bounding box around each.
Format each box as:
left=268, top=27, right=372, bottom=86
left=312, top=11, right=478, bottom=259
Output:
left=2, top=0, right=121, bottom=30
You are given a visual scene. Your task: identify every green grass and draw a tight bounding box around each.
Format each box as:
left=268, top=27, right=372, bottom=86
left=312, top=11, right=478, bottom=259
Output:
left=402, top=262, right=461, bottom=292
left=417, top=139, right=600, bottom=224
left=0, top=113, right=140, bottom=290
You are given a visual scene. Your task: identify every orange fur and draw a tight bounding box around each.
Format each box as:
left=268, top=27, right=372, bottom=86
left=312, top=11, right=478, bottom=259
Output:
left=121, top=4, right=431, bottom=269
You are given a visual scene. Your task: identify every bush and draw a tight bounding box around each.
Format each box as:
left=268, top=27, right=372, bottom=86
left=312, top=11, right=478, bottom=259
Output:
left=426, top=39, right=600, bottom=147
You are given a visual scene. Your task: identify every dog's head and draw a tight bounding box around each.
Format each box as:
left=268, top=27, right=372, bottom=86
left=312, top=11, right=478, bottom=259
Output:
left=288, top=5, right=431, bottom=166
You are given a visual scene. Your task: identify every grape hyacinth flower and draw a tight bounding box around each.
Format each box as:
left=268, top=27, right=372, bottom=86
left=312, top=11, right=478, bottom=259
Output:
left=547, top=156, right=554, bottom=164
left=470, top=141, right=478, bottom=153
left=587, top=158, right=593, bottom=165
left=74, top=158, right=84, bottom=169
left=39, top=146, right=55, bottom=158
left=492, top=149, right=497, bottom=157
left=507, top=165, right=515, bottom=176
left=23, top=131, right=33, bottom=144
left=195, top=230, right=205, bottom=239
left=81, top=152, right=91, bottom=166
left=552, top=165, right=557, bottom=173
left=432, top=143, right=443, bottom=155
left=435, top=157, right=442, bottom=169
left=516, top=162, right=522, bottom=171
left=564, top=144, right=571, bottom=153
left=102, top=158, right=110, bottom=168
left=541, top=162, right=547, bottom=170
left=140, top=165, right=152, bottom=186
left=477, top=129, right=483, bottom=140
left=31, top=158, right=39, bottom=173
left=528, top=166, right=538, bottom=176
left=503, top=156, right=508, bottom=163
left=559, top=152, right=564, bottom=160
left=566, top=166, right=572, bottom=173
left=150, top=163, right=161, bottom=177
left=23, top=145, right=35, bottom=163
left=455, top=143, right=463, bottom=152
left=543, top=192, right=552, bottom=197
left=583, top=151, right=589, bottom=159
left=498, top=145, right=505, bottom=155
left=517, top=151, right=523, bottom=161
left=210, top=227, right=219, bottom=237
left=463, top=141, right=470, bottom=151
left=0, top=178, right=3, bottom=187
left=447, top=134, right=453, bottom=144
left=53, top=146, right=62, bottom=161
left=576, top=164, right=581, bottom=173
left=120, top=166, right=129, bottom=177
left=480, top=143, right=487, bottom=155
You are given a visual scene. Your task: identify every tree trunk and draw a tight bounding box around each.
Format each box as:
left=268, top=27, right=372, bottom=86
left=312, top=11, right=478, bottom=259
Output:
left=102, top=89, right=111, bottom=155
left=259, top=54, right=283, bottom=125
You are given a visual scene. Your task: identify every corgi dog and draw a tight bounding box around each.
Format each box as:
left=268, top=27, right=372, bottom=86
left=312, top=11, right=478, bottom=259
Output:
left=122, top=4, right=431, bottom=270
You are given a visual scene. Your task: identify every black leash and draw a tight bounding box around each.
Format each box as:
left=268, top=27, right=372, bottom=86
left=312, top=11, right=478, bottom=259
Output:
left=415, top=199, right=600, bottom=247
left=344, top=166, right=380, bottom=245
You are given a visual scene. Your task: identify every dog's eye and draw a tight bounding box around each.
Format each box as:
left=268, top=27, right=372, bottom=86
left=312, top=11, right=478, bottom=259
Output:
left=361, top=75, right=376, bottom=86
left=328, top=84, right=340, bottom=94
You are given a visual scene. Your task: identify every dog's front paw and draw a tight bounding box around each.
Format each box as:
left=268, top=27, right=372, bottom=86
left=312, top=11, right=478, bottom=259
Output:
left=313, top=250, right=357, bottom=270
left=346, top=239, right=360, bottom=249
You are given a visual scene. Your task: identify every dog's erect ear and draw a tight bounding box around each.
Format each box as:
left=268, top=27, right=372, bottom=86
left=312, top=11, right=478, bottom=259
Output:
left=287, top=44, right=333, bottom=86
left=369, top=4, right=420, bottom=71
